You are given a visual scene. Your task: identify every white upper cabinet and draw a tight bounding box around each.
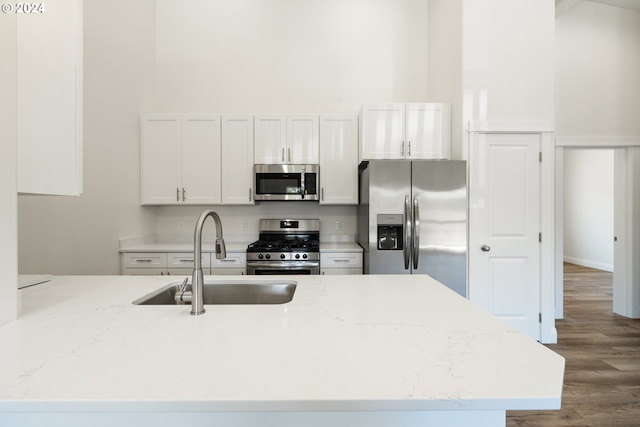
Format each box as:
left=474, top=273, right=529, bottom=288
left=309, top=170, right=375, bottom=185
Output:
left=405, top=103, right=451, bottom=159
left=360, top=103, right=451, bottom=161
left=141, top=114, right=221, bottom=205
left=182, top=115, right=222, bottom=204
left=287, top=115, right=319, bottom=164
left=221, top=115, right=255, bottom=205
left=17, top=0, right=83, bottom=195
left=319, top=115, right=359, bottom=205
left=255, top=114, right=319, bottom=164
left=254, top=115, right=286, bottom=164
left=360, top=104, right=405, bottom=160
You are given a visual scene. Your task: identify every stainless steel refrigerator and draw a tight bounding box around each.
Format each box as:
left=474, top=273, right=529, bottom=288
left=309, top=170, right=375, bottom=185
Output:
left=357, top=160, right=467, bottom=297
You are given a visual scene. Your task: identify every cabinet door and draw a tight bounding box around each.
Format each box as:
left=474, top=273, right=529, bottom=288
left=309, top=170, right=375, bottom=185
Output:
left=287, top=115, right=319, bottom=163
left=319, top=115, right=358, bottom=205
left=181, top=115, right=221, bottom=204
left=360, top=104, right=405, bottom=160
left=221, top=116, right=255, bottom=205
left=17, top=0, right=82, bottom=195
left=141, top=115, right=181, bottom=204
left=405, top=103, right=451, bottom=159
left=254, top=115, right=286, bottom=163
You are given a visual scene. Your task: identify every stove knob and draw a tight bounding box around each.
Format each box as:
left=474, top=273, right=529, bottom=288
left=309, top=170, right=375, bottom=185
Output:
left=258, top=254, right=264, bottom=259
left=265, top=254, right=271, bottom=260
left=295, top=254, right=300, bottom=259
left=302, top=254, right=308, bottom=259
left=280, top=253, right=286, bottom=259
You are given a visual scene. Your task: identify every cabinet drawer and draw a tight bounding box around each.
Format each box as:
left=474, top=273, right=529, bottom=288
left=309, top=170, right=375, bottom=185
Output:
left=122, top=253, right=167, bottom=268
left=320, top=253, right=363, bottom=268
left=321, top=268, right=362, bottom=275
left=167, top=253, right=210, bottom=269
left=211, top=252, right=246, bottom=269
left=122, top=267, right=167, bottom=276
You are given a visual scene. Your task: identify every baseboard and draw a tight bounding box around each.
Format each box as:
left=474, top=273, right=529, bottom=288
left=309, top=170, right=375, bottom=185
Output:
left=563, top=256, right=613, bottom=272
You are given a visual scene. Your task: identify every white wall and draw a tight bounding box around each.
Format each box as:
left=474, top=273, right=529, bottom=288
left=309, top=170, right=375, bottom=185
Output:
left=463, top=0, right=555, bottom=127
left=555, top=1, right=640, bottom=137
left=563, top=149, right=614, bottom=270
left=556, top=2, right=640, bottom=272
left=18, top=0, right=434, bottom=274
left=153, top=0, right=430, bottom=113
left=428, top=0, right=463, bottom=159
left=18, top=0, right=158, bottom=275
left=0, top=11, right=18, bottom=323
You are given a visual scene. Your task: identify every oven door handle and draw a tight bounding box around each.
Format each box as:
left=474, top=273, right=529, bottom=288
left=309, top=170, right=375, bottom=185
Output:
left=246, top=261, right=320, bottom=269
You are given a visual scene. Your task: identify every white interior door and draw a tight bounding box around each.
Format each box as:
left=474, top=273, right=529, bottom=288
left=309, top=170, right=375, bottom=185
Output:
left=470, top=133, right=541, bottom=340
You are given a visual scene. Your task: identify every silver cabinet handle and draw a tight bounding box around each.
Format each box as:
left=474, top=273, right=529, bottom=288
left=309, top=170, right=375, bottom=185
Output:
left=176, top=187, right=180, bottom=202
left=249, top=188, right=252, bottom=201
left=403, top=195, right=411, bottom=270
left=481, top=245, right=491, bottom=252
left=288, top=147, right=291, bottom=162
left=412, top=195, right=420, bottom=269
left=182, top=188, right=186, bottom=202
left=282, top=148, right=285, bottom=162
left=321, top=187, right=324, bottom=201
left=408, top=141, right=411, bottom=157
left=135, top=259, right=152, bottom=263
left=401, top=141, right=405, bottom=157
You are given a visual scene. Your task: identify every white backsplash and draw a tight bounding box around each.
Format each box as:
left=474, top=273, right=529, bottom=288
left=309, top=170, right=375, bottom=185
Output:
left=151, top=203, right=358, bottom=244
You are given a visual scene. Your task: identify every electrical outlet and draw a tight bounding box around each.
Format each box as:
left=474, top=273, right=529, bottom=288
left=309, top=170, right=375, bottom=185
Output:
left=178, top=221, right=185, bottom=231
left=335, top=220, right=342, bottom=230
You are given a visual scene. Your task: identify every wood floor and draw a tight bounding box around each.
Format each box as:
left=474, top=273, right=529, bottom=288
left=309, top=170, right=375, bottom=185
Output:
left=506, top=263, right=640, bottom=426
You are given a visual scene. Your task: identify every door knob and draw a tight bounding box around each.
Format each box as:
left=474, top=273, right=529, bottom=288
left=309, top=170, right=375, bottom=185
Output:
left=481, top=245, right=491, bottom=252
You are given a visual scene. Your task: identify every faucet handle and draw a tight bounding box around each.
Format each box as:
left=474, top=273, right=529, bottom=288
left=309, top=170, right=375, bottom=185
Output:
left=175, top=277, right=191, bottom=304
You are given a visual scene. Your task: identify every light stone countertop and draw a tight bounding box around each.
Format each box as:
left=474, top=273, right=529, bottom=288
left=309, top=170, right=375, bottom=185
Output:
left=1, top=274, right=563, bottom=424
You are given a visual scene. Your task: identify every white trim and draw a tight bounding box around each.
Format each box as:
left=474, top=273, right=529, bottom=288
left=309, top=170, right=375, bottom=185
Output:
left=563, top=256, right=614, bottom=273
left=467, top=121, right=554, bottom=133
left=555, top=135, right=640, bottom=147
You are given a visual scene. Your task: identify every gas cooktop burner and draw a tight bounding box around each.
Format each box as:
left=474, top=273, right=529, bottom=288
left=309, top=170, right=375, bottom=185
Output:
left=247, top=239, right=319, bottom=253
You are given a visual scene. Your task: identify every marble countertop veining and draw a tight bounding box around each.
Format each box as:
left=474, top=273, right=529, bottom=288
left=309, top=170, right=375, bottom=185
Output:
left=1, top=274, right=563, bottom=414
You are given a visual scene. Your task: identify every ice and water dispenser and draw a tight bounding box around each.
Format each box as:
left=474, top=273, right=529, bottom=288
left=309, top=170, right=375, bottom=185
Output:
left=376, top=214, right=403, bottom=250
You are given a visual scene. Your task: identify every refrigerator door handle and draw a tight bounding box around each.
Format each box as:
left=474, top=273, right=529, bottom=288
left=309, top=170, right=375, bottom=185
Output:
left=404, top=195, right=411, bottom=270
left=413, top=195, right=420, bottom=269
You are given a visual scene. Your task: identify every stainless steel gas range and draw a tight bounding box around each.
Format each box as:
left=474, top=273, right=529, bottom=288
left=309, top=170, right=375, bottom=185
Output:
left=246, top=219, right=320, bottom=275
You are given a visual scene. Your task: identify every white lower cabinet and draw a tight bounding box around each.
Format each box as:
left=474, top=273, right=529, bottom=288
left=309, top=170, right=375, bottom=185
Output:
left=320, top=252, right=363, bottom=275
left=122, top=252, right=246, bottom=276
left=211, top=252, right=247, bottom=275
left=122, top=252, right=210, bottom=276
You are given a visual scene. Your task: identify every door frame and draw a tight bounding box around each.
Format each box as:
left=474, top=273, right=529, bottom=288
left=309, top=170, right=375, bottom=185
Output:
left=468, top=121, right=556, bottom=343
left=555, top=137, right=640, bottom=320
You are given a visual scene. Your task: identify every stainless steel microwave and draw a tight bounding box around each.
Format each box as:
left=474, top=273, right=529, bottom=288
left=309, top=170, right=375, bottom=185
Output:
left=254, top=164, right=319, bottom=201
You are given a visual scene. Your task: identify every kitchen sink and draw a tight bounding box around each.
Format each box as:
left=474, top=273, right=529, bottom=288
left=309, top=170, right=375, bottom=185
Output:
left=132, top=279, right=297, bottom=305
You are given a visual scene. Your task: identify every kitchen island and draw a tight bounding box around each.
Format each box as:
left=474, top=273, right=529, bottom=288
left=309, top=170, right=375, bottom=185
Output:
left=1, top=275, right=564, bottom=427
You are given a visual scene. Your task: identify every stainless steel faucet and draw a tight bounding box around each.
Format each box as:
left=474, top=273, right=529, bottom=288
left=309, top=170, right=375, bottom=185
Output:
left=191, top=209, right=226, bottom=315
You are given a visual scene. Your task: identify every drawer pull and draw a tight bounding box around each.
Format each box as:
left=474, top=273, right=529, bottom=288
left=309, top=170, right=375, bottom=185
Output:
left=333, top=259, right=351, bottom=263
left=135, top=259, right=153, bottom=263
left=179, top=259, right=194, bottom=263
left=220, top=259, right=237, bottom=263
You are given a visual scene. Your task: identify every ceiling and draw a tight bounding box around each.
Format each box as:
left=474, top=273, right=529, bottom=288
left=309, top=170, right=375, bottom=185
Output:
left=557, top=0, right=640, bottom=13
